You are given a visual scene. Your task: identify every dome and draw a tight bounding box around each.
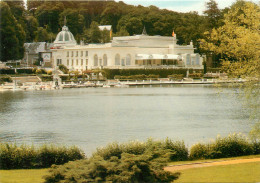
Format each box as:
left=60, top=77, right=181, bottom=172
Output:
left=54, top=25, right=77, bottom=46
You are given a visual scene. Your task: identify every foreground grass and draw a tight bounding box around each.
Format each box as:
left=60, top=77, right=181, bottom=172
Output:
left=175, top=162, right=260, bottom=182
left=1, top=155, right=259, bottom=183
left=0, top=169, right=48, bottom=183
left=168, top=154, right=260, bottom=166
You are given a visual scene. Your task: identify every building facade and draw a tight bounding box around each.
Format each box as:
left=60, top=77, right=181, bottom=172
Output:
left=51, top=25, right=203, bottom=72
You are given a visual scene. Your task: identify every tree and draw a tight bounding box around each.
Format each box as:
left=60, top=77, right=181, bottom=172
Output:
left=200, top=1, right=260, bottom=139
left=25, top=16, right=39, bottom=42
left=35, top=27, right=50, bottom=42
left=0, top=2, right=25, bottom=61
left=59, top=9, right=84, bottom=42
left=85, top=21, right=102, bottom=43
left=203, top=0, right=222, bottom=29
left=114, top=26, right=130, bottom=37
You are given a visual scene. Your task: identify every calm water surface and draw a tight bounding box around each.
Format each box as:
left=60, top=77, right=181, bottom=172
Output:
left=0, top=85, right=251, bottom=155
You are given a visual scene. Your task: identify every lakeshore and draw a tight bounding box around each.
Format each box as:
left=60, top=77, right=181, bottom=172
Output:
left=0, top=77, right=245, bottom=91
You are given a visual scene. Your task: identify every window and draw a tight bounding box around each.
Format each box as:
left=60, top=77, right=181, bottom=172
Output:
left=103, top=54, right=107, bottom=66
left=76, top=51, right=78, bottom=57
left=71, top=59, right=74, bottom=66
left=94, top=55, right=98, bottom=66
left=186, top=54, right=191, bottom=65
left=67, top=51, right=69, bottom=57
left=86, top=59, right=88, bottom=65
left=126, top=54, right=131, bottom=65
left=67, top=59, right=69, bottom=65
left=115, top=54, right=120, bottom=65
left=81, top=59, right=83, bottom=66
left=121, top=59, right=125, bottom=66
left=76, top=59, right=78, bottom=66
left=81, top=51, right=83, bottom=57
left=71, top=51, right=74, bottom=57
left=85, top=51, right=88, bottom=56
left=56, top=59, right=62, bottom=66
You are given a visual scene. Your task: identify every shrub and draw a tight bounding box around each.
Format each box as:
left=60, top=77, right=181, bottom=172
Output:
left=0, top=69, right=15, bottom=75
left=16, top=69, right=33, bottom=74
left=210, top=134, right=254, bottom=158
left=168, top=74, right=184, bottom=80
left=189, top=134, right=255, bottom=160
left=58, top=64, right=69, bottom=74
left=102, top=69, right=203, bottom=79
left=93, top=138, right=188, bottom=162
left=0, top=143, right=85, bottom=169
left=189, top=143, right=209, bottom=160
left=47, top=70, right=52, bottom=75
left=0, top=76, right=12, bottom=84
left=44, top=153, right=180, bottom=183
left=189, top=73, right=203, bottom=79
left=35, top=69, right=42, bottom=75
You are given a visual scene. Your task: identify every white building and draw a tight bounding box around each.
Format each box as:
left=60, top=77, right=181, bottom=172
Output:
left=51, top=25, right=203, bottom=72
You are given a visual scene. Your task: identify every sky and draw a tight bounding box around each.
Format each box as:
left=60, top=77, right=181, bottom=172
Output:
left=115, top=0, right=259, bottom=14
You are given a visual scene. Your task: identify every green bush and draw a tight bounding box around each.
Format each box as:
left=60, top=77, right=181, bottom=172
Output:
left=40, top=75, right=53, bottom=81
left=210, top=134, right=254, bottom=158
left=102, top=69, right=203, bottom=79
left=189, top=143, right=209, bottom=160
left=93, top=138, right=188, bottom=162
left=189, top=134, right=255, bottom=160
left=168, top=74, right=184, bottom=80
left=0, top=143, right=85, bottom=169
left=189, top=73, right=203, bottom=79
left=44, top=153, right=180, bottom=183
left=16, top=69, right=33, bottom=74
left=0, top=76, right=12, bottom=84
left=58, top=64, right=69, bottom=74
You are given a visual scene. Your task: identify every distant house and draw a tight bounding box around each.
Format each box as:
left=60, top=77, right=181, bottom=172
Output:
left=23, top=42, right=54, bottom=67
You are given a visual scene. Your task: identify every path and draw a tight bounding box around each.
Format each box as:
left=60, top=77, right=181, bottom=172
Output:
left=164, top=157, right=260, bottom=172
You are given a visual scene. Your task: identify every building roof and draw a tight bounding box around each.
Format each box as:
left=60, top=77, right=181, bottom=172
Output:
left=54, top=25, right=77, bottom=46
left=24, top=42, right=54, bottom=54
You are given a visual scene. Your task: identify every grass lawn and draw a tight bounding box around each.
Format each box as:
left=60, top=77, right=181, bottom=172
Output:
left=168, top=154, right=260, bottom=166
left=0, top=169, right=49, bottom=183
left=174, top=162, right=260, bottom=182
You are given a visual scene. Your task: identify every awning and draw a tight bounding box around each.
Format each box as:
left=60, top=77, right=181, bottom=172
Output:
left=136, top=54, right=182, bottom=60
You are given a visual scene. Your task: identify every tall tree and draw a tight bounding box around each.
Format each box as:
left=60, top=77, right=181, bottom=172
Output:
left=203, top=0, right=221, bottom=29
left=35, top=27, right=50, bottom=42
left=59, top=9, right=84, bottom=42
left=25, top=16, right=39, bottom=42
left=200, top=1, right=260, bottom=139
left=85, top=21, right=102, bottom=43
left=0, top=2, right=25, bottom=61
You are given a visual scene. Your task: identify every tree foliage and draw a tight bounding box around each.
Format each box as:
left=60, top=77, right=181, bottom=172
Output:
left=0, top=2, right=25, bottom=61
left=200, top=1, right=260, bottom=139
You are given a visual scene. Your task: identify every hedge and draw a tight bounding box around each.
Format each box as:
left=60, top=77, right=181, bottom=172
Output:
left=0, top=143, right=85, bottom=169
left=102, top=69, right=203, bottom=79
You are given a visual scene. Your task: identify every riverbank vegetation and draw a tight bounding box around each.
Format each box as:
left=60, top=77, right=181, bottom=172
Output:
left=0, top=134, right=259, bottom=182
left=0, top=144, right=85, bottom=169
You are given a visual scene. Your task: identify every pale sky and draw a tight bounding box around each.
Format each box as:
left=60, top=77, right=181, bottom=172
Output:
left=116, top=0, right=259, bottom=14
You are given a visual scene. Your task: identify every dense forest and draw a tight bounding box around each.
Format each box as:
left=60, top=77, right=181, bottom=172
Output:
left=0, top=0, right=254, bottom=63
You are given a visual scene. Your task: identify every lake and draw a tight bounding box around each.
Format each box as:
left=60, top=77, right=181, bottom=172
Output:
left=0, top=84, right=251, bottom=155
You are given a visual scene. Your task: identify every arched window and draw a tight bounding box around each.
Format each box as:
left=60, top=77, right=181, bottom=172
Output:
left=115, top=54, right=120, bottom=65
left=126, top=54, right=131, bottom=65
left=94, top=54, right=98, bottom=66
left=103, top=54, right=107, bottom=66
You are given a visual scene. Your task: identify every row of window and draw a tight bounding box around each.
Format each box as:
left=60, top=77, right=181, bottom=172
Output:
left=66, top=59, right=88, bottom=66
left=67, top=51, right=88, bottom=57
